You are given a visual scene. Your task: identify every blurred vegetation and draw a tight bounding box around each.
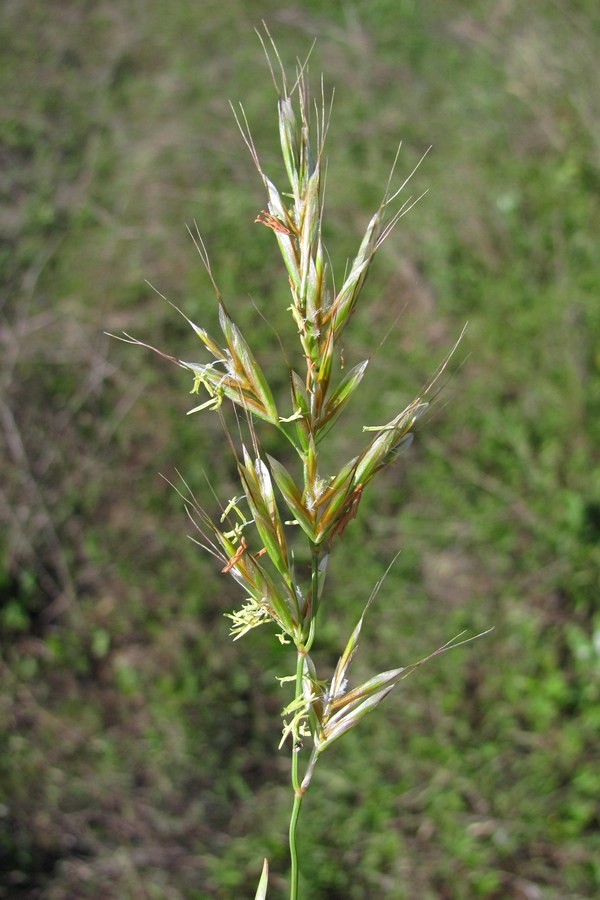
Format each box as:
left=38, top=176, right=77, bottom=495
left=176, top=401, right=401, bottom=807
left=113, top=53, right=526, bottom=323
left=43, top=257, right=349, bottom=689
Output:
left=1, top=1, right=599, bottom=897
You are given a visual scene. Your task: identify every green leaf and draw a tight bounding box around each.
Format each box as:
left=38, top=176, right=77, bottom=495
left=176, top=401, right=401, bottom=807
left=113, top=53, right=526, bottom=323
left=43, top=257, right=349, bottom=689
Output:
left=254, top=858, right=269, bottom=900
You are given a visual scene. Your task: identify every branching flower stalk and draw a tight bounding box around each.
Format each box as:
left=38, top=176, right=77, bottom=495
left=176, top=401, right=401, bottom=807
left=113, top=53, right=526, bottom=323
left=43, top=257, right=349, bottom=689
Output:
left=115, top=30, right=490, bottom=899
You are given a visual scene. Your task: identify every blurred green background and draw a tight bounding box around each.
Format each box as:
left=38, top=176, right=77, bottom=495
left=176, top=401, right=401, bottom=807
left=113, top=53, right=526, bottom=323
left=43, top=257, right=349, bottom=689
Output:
left=2, top=1, right=599, bottom=898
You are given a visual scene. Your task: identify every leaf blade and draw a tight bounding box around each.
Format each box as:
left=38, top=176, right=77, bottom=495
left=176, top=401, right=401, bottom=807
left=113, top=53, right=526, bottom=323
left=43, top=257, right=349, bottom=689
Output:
left=254, top=858, right=269, bottom=900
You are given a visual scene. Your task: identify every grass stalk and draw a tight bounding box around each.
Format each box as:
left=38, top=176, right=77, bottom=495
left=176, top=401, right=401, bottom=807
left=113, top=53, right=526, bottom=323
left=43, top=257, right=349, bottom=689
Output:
left=128, top=27, right=488, bottom=898
left=288, top=786, right=303, bottom=900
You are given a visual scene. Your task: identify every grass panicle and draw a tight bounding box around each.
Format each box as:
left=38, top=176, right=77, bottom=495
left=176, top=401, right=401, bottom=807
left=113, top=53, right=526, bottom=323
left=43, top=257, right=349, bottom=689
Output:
left=129, top=29, right=488, bottom=898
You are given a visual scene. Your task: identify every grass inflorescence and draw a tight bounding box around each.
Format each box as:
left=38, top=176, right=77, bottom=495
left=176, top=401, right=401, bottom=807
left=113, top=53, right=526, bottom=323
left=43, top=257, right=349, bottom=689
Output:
left=116, top=29, right=489, bottom=897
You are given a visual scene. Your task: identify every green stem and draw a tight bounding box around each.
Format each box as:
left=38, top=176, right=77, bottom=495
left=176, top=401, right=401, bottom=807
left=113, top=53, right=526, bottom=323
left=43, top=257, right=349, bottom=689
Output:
left=307, top=542, right=322, bottom=640
left=288, top=545, right=322, bottom=898
left=291, top=651, right=305, bottom=793
left=288, top=787, right=303, bottom=900
left=289, top=649, right=305, bottom=899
